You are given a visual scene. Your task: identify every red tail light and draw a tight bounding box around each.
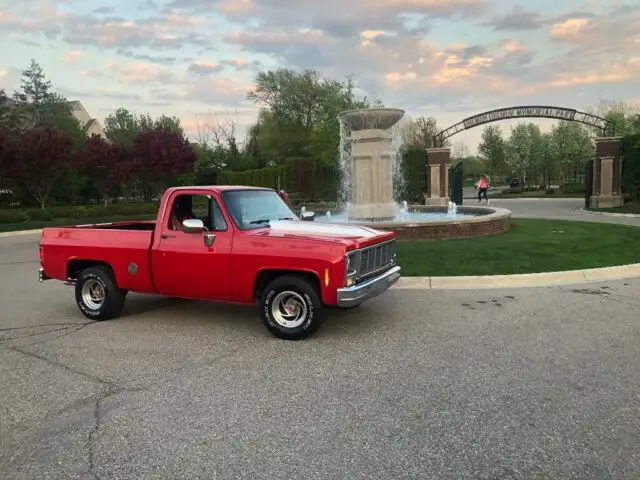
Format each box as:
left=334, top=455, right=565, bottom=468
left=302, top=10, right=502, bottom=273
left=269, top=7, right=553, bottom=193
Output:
left=39, top=232, right=44, bottom=264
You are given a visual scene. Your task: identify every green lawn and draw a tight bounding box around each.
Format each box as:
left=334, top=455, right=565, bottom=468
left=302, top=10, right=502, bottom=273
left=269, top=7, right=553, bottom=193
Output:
left=588, top=204, right=640, bottom=215
left=396, top=219, right=640, bottom=276
left=0, top=215, right=157, bottom=233
left=4, top=216, right=640, bottom=277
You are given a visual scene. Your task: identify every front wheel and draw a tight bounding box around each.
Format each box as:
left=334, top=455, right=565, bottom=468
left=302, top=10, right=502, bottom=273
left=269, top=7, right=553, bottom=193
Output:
left=259, top=274, right=326, bottom=340
left=75, top=266, right=127, bottom=321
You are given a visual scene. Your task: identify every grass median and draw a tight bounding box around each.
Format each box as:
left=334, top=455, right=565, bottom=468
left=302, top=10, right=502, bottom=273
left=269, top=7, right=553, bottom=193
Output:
left=396, top=219, right=640, bottom=276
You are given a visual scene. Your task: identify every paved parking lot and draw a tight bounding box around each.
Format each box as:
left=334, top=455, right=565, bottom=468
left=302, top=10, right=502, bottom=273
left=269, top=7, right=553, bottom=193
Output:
left=2, top=234, right=640, bottom=479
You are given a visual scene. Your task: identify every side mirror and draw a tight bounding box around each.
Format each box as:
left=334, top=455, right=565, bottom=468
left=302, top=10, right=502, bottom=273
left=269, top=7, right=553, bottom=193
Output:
left=300, top=211, right=315, bottom=222
left=182, top=218, right=205, bottom=234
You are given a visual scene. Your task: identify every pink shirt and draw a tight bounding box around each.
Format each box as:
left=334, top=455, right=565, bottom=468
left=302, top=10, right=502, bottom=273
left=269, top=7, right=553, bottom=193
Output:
left=478, top=178, right=489, bottom=189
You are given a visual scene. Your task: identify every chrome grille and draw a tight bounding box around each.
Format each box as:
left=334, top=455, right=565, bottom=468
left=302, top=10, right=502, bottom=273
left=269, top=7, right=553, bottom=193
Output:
left=359, top=240, right=396, bottom=279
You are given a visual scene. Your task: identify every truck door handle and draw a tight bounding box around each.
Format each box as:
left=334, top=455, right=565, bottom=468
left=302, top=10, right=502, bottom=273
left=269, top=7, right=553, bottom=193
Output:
left=161, top=234, right=176, bottom=239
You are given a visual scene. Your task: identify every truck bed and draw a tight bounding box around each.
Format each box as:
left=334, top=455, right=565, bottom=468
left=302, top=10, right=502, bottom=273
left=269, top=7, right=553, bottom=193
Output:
left=73, top=220, right=156, bottom=231
left=39, top=224, right=157, bottom=293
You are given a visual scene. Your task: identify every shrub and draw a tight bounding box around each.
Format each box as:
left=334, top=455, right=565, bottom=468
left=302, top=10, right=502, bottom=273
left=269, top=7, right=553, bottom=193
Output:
left=0, top=210, right=29, bottom=224
left=560, top=183, right=585, bottom=194
left=545, top=188, right=555, bottom=195
left=0, top=202, right=161, bottom=224
left=24, top=209, right=54, bottom=221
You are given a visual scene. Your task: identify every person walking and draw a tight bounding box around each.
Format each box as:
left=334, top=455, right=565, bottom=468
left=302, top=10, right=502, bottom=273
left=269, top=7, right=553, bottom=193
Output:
left=476, top=174, right=490, bottom=204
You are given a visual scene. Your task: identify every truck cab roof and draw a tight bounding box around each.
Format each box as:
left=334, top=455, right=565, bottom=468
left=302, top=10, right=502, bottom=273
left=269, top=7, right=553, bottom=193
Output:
left=165, top=185, right=273, bottom=194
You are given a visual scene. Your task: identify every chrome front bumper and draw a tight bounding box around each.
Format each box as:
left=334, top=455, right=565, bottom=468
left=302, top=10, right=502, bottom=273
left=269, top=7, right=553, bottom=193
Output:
left=336, top=266, right=401, bottom=308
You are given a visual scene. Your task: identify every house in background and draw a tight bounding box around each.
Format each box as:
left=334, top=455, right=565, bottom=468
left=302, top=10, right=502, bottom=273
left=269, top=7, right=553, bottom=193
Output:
left=0, top=97, right=106, bottom=139
left=68, top=100, right=106, bottom=139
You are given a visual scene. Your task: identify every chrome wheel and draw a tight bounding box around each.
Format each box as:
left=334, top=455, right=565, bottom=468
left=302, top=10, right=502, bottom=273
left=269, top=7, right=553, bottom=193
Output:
left=271, top=290, right=308, bottom=328
left=81, top=279, right=105, bottom=310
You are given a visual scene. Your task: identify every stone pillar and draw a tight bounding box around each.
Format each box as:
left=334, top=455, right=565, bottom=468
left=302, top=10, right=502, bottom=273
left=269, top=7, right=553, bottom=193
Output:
left=590, top=137, right=624, bottom=208
left=424, top=147, right=451, bottom=206
left=346, top=129, right=396, bottom=220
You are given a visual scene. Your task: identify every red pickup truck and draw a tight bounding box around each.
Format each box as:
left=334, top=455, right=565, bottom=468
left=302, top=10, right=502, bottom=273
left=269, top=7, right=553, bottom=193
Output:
left=38, top=186, right=401, bottom=340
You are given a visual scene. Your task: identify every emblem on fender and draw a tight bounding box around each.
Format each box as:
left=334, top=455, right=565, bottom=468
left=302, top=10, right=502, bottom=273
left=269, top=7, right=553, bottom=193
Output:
left=127, top=262, right=138, bottom=275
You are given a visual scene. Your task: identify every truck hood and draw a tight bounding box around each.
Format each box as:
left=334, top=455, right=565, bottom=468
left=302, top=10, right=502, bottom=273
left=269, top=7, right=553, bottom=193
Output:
left=245, top=220, right=394, bottom=248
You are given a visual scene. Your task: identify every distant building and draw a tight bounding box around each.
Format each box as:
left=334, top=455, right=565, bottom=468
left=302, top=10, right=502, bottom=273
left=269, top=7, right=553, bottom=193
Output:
left=67, top=100, right=107, bottom=139
left=0, top=97, right=106, bottom=139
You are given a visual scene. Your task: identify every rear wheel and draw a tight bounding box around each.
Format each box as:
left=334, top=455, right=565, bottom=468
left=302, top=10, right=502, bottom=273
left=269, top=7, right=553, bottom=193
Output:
left=75, top=266, right=126, bottom=321
left=259, top=274, right=325, bottom=340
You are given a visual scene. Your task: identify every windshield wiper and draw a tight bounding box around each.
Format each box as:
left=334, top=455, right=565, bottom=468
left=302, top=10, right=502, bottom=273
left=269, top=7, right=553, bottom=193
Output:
left=277, top=217, right=295, bottom=220
left=249, top=218, right=271, bottom=225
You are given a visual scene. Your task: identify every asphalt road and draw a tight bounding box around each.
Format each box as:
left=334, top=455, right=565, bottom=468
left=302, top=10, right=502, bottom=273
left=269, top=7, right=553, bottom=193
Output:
left=462, top=190, right=640, bottom=227
left=2, top=233, right=640, bottom=479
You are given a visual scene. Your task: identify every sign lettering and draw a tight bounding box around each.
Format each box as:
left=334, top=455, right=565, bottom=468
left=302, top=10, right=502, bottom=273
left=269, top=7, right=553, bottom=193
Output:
left=462, top=107, right=577, bottom=130
left=434, top=105, right=613, bottom=143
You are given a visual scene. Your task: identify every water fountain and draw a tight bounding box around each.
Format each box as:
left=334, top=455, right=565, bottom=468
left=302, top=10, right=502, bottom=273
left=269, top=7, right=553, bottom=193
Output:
left=307, top=107, right=512, bottom=240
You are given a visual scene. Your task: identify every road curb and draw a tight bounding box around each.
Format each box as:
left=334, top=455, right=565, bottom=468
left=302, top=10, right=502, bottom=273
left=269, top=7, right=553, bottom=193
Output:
left=394, top=263, right=640, bottom=290
left=0, top=229, right=43, bottom=238
left=579, top=208, right=640, bottom=218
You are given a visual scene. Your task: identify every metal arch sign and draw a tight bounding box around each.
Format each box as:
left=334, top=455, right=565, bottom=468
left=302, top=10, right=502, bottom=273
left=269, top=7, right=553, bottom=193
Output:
left=434, top=105, right=613, bottom=145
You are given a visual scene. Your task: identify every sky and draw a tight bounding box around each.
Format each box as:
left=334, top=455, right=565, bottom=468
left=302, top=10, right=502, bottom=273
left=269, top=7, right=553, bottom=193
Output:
left=0, top=0, right=639, bottom=153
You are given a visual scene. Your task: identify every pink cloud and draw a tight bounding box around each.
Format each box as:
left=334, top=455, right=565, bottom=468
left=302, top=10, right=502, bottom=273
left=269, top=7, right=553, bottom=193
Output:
left=63, top=51, right=83, bottom=63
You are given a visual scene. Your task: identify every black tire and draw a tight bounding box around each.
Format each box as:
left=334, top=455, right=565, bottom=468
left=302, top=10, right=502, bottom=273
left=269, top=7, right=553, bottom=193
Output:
left=259, top=274, right=326, bottom=340
left=75, top=266, right=127, bottom=321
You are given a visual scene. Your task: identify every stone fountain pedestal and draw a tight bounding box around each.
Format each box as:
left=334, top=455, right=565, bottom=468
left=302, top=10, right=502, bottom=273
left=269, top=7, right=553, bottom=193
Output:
left=425, top=147, right=451, bottom=206
left=339, top=108, right=405, bottom=222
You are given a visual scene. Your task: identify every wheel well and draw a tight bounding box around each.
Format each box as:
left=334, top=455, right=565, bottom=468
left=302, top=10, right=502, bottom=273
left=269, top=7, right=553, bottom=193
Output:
left=253, top=269, right=321, bottom=301
left=67, top=260, right=114, bottom=280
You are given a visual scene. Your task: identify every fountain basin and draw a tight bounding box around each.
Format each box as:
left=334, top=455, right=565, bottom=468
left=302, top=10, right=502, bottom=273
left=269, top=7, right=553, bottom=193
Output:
left=312, top=205, right=512, bottom=241
left=338, top=108, right=405, bottom=131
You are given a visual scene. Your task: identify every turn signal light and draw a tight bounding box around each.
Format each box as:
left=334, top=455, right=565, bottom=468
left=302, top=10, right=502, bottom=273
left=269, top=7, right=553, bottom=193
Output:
left=324, top=268, right=330, bottom=287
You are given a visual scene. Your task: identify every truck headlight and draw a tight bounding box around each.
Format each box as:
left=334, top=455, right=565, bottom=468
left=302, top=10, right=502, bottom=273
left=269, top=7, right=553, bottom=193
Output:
left=344, top=251, right=359, bottom=286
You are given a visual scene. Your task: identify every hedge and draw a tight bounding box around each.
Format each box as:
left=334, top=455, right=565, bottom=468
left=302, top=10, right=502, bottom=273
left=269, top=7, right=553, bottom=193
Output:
left=622, top=134, right=640, bottom=202
left=218, top=158, right=340, bottom=202
left=559, top=183, right=585, bottom=194
left=219, top=151, right=428, bottom=204
left=0, top=203, right=159, bottom=224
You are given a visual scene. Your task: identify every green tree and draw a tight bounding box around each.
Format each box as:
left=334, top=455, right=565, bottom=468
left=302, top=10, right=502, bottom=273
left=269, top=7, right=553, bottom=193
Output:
left=477, top=125, right=506, bottom=178
left=104, top=109, right=184, bottom=146
left=103, top=108, right=139, bottom=144
left=588, top=100, right=640, bottom=137
left=550, top=121, right=593, bottom=182
left=11, top=59, right=80, bottom=135
left=402, top=116, right=450, bottom=150
left=504, top=123, right=533, bottom=185
left=247, top=68, right=374, bottom=165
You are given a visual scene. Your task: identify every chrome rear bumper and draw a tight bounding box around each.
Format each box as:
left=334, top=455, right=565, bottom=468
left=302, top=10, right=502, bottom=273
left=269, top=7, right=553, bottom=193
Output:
left=39, top=267, right=50, bottom=283
left=336, top=266, right=401, bottom=308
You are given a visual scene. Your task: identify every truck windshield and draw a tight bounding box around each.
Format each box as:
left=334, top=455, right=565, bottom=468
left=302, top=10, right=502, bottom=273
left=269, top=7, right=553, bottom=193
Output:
left=221, top=189, right=298, bottom=230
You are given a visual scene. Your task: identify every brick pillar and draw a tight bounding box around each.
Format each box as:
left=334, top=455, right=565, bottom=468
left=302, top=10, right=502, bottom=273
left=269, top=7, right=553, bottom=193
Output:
left=425, top=147, right=451, bottom=206
left=590, top=137, right=624, bottom=208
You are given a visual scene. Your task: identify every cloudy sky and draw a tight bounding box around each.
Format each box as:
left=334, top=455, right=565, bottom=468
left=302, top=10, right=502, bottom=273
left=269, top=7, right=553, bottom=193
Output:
left=1, top=0, right=638, bottom=151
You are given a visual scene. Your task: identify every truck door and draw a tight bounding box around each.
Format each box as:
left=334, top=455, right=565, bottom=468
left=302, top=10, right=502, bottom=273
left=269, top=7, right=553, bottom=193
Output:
left=152, top=191, right=233, bottom=300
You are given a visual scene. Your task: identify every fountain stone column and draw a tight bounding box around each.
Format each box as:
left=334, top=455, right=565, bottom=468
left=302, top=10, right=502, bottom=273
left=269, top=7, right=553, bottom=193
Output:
left=590, top=136, right=624, bottom=208
left=339, top=108, right=405, bottom=221
left=425, top=147, right=451, bottom=206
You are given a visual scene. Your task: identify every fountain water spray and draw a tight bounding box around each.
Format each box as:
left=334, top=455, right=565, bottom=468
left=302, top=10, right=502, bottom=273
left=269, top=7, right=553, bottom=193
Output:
left=337, top=108, right=406, bottom=221
left=447, top=201, right=458, bottom=217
